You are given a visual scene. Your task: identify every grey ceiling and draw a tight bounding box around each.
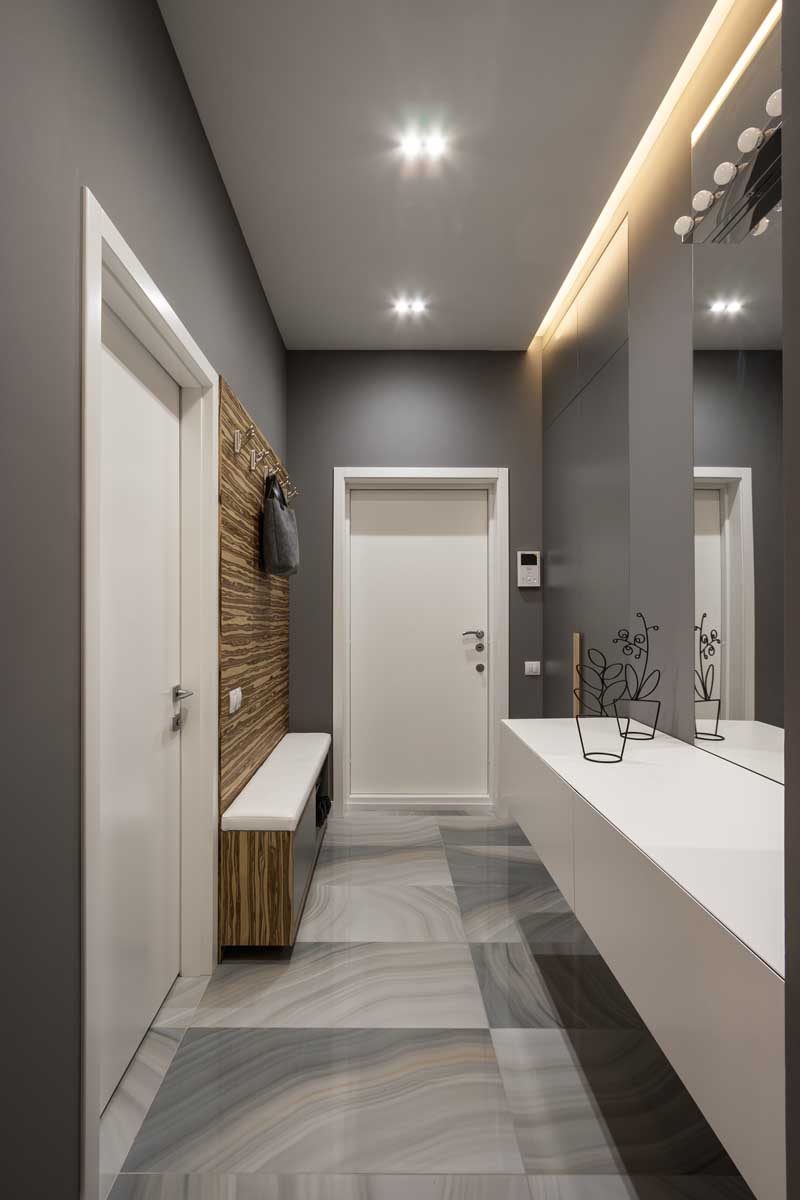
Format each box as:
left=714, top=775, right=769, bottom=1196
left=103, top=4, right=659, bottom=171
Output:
left=159, top=0, right=716, bottom=350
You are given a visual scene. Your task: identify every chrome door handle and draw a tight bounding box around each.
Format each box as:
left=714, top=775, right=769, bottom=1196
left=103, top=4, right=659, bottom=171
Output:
left=173, top=685, right=194, bottom=702
left=462, top=629, right=485, bottom=640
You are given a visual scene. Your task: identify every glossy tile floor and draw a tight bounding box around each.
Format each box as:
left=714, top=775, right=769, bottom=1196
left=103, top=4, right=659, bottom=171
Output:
left=106, top=813, right=755, bottom=1199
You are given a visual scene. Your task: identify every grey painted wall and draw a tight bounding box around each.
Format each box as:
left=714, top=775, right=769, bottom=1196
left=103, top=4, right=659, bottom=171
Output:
left=783, top=4, right=798, bottom=1192
left=0, top=2, right=285, bottom=1195
left=543, top=344, right=630, bottom=715
left=694, top=350, right=784, bottom=726
left=286, top=351, right=542, bottom=733
left=542, top=223, right=630, bottom=718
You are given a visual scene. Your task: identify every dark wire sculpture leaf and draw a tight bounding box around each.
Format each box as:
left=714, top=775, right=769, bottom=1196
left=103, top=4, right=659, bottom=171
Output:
left=638, top=669, right=661, bottom=699
left=587, top=648, right=607, bottom=669
left=576, top=689, right=604, bottom=715
left=604, top=679, right=627, bottom=706
left=576, top=665, right=603, bottom=693
left=625, top=662, right=640, bottom=699
left=704, top=662, right=715, bottom=700
left=604, top=662, right=624, bottom=681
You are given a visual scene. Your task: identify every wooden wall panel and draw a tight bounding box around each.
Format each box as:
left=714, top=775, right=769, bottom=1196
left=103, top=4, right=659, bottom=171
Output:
left=219, top=378, right=289, bottom=813
left=219, top=830, right=293, bottom=946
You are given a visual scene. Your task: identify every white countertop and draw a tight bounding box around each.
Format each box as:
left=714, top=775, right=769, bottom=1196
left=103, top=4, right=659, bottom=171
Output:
left=695, top=720, right=784, bottom=784
left=504, top=718, right=785, bottom=977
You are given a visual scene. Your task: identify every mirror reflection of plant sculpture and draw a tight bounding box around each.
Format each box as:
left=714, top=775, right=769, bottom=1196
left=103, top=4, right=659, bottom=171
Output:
left=694, top=612, right=725, bottom=741
left=694, top=612, right=722, bottom=701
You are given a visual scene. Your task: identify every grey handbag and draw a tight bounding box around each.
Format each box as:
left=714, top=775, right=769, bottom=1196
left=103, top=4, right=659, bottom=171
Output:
left=260, top=473, right=299, bottom=576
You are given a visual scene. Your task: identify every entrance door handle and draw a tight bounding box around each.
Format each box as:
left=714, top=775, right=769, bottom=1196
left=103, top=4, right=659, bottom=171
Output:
left=173, top=685, right=194, bottom=702
left=462, top=629, right=485, bottom=640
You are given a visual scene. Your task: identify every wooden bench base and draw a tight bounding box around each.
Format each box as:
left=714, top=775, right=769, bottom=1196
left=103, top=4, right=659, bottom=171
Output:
left=219, top=807, right=326, bottom=952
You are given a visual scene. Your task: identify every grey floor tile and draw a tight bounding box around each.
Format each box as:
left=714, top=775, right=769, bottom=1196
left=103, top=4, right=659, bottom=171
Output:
left=527, top=956, right=643, bottom=1029
left=438, top=817, right=531, bottom=847
left=518, top=912, right=598, bottom=956
left=314, top=842, right=451, bottom=886
left=123, top=1028, right=524, bottom=1174
left=152, top=976, right=210, bottom=1029
left=495, top=1028, right=743, bottom=1177
left=297, top=884, right=466, bottom=942
left=100, top=1028, right=183, bottom=1177
left=456, top=880, right=570, bottom=943
left=192, top=942, right=487, bottom=1028
left=111, top=1175, right=533, bottom=1199
left=492, top=1029, right=623, bottom=1174
left=560, top=1029, right=744, bottom=1176
left=526, top=1181, right=755, bottom=1200
left=323, top=816, right=442, bottom=848
left=445, top=845, right=544, bottom=886
left=470, top=943, right=563, bottom=1028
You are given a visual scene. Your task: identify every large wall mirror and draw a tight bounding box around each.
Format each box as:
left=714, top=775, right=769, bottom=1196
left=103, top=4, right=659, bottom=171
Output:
left=690, top=19, right=783, bottom=782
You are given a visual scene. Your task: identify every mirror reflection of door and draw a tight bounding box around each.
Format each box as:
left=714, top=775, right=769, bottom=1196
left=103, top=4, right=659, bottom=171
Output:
left=691, top=18, right=783, bottom=782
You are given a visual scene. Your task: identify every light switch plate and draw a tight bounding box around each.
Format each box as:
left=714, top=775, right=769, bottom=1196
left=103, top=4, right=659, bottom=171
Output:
left=524, top=661, right=541, bottom=677
left=229, top=687, right=243, bottom=714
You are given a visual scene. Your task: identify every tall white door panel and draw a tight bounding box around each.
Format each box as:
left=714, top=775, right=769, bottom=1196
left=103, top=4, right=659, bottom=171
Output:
left=694, top=487, right=726, bottom=714
left=349, top=488, right=489, bottom=801
left=98, top=304, right=181, bottom=1111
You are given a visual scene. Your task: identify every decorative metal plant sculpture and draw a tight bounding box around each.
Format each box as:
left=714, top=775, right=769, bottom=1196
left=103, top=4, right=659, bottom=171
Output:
left=612, top=612, right=662, bottom=740
left=574, top=649, right=629, bottom=762
left=694, top=613, right=725, bottom=741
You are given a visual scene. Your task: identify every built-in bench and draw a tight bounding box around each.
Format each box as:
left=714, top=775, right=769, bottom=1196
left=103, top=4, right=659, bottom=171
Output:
left=219, top=732, right=331, bottom=952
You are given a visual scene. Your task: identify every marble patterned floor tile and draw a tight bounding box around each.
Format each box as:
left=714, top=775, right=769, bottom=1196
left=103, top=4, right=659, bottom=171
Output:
left=123, top=1028, right=524, bottom=1174
left=100, top=1027, right=184, bottom=1178
left=473, top=946, right=641, bottom=1029
left=525, top=956, right=644, bottom=1029
left=111, top=1174, right=533, bottom=1199
left=445, top=845, right=544, bottom=886
left=518, top=912, right=598, bottom=956
left=152, top=976, right=211, bottom=1029
left=492, top=1029, right=623, bottom=1174
left=495, top=1029, right=741, bottom=1177
left=297, top=884, right=466, bottom=942
left=526, top=1180, right=755, bottom=1199
left=192, top=942, right=487, bottom=1028
left=323, top=815, right=442, bottom=848
left=560, top=1029, right=743, bottom=1176
left=438, top=817, right=531, bottom=847
left=470, top=943, right=563, bottom=1027
left=314, top=842, right=452, bottom=886
left=455, top=880, right=570, bottom=943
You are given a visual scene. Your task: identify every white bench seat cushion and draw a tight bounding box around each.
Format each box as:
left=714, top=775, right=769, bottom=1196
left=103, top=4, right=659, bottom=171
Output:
left=221, top=733, right=331, bottom=832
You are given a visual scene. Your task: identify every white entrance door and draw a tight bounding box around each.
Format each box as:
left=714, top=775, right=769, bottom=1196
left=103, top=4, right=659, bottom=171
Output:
left=694, top=487, right=726, bottom=715
left=98, top=304, right=182, bottom=1111
left=348, top=488, right=489, bottom=804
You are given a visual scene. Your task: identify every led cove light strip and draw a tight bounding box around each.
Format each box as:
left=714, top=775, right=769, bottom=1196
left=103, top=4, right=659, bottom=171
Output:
left=692, top=0, right=782, bottom=146
left=529, top=0, right=767, bottom=347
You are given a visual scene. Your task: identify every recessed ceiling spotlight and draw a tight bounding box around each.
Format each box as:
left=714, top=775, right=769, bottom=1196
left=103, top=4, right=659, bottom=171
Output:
left=710, top=300, right=727, bottom=314
left=726, top=300, right=743, bottom=314
left=399, top=131, right=423, bottom=160
left=393, top=296, right=427, bottom=317
left=398, top=128, right=449, bottom=161
left=425, top=131, right=448, bottom=159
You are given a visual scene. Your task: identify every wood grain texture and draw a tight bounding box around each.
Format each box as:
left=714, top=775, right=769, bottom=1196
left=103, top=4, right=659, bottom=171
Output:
left=219, top=379, right=290, bottom=814
left=219, top=830, right=293, bottom=947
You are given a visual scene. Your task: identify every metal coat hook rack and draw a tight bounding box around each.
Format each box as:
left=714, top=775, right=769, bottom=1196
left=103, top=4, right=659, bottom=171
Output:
left=232, top=424, right=298, bottom=500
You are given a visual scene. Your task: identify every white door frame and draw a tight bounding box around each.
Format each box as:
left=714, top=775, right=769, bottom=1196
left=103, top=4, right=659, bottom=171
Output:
left=332, top=467, right=509, bottom=815
left=81, top=189, right=219, bottom=1199
left=694, top=466, right=755, bottom=719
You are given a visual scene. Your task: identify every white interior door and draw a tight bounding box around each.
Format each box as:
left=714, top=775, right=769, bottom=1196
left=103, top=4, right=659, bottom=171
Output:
left=98, top=304, right=181, bottom=1111
left=348, top=488, right=489, bottom=803
left=694, top=487, right=726, bottom=715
